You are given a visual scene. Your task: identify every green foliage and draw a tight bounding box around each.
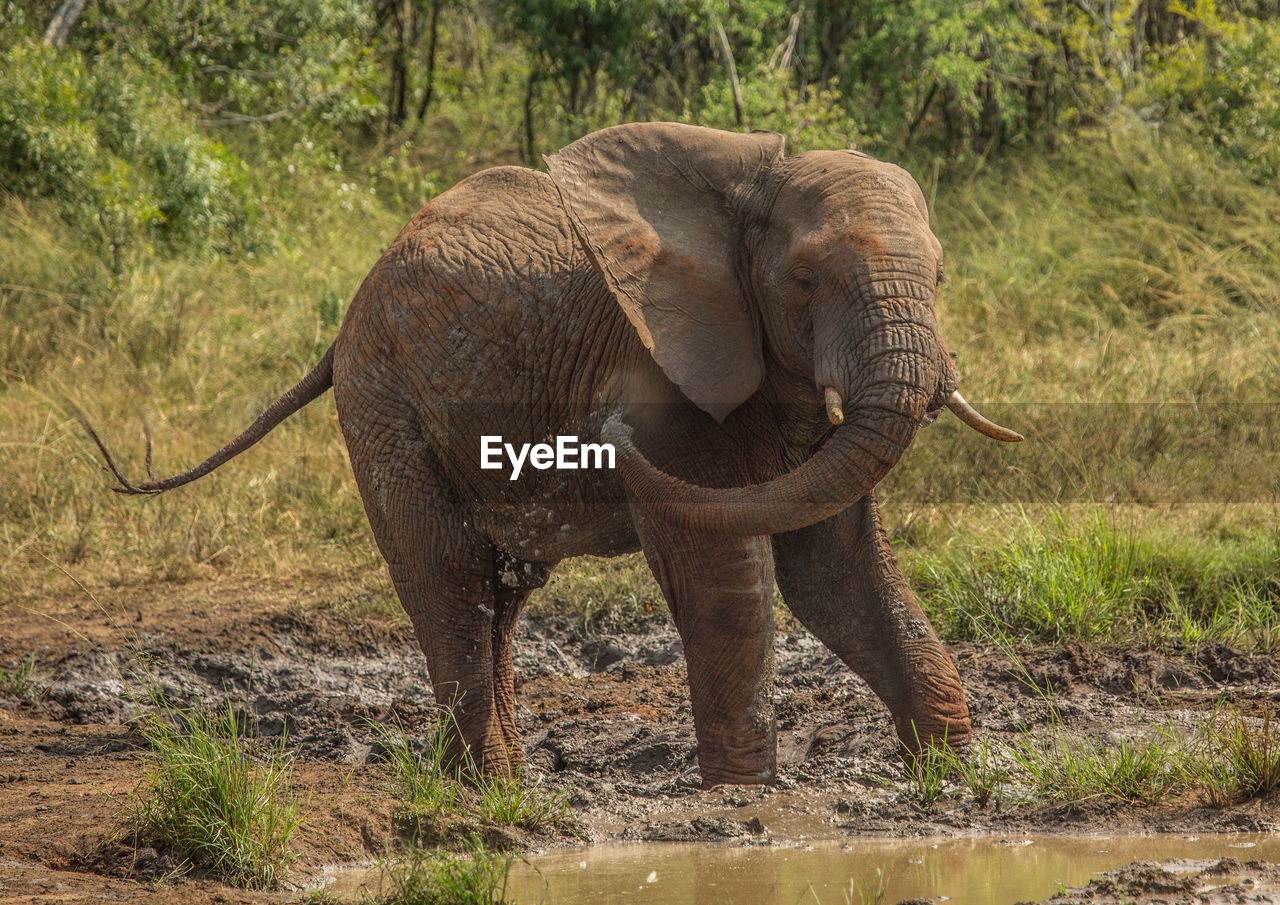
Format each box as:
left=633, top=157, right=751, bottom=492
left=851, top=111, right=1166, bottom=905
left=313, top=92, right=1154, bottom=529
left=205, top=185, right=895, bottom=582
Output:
left=372, top=718, right=571, bottom=835
left=1190, top=709, right=1280, bottom=805
left=891, top=709, right=1280, bottom=811
left=916, top=513, right=1152, bottom=645
left=910, top=510, right=1280, bottom=652
left=850, top=867, right=889, bottom=905
left=0, top=654, right=44, bottom=702
left=369, top=839, right=516, bottom=905
left=901, top=737, right=950, bottom=805
left=838, top=0, right=1055, bottom=149
left=949, top=737, right=1009, bottom=810
left=493, top=0, right=653, bottom=112
left=1010, top=729, right=1185, bottom=806
left=694, top=67, right=872, bottom=151
left=472, top=770, right=571, bottom=830
left=79, top=0, right=379, bottom=132
left=372, top=716, right=462, bottom=822
left=132, top=699, right=301, bottom=889
left=1142, top=8, right=1280, bottom=182
left=0, top=36, right=262, bottom=258
left=528, top=554, right=665, bottom=633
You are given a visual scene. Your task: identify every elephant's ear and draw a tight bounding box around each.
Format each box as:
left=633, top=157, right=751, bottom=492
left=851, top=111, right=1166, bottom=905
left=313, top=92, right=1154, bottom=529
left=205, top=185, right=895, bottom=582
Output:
left=546, top=123, right=785, bottom=423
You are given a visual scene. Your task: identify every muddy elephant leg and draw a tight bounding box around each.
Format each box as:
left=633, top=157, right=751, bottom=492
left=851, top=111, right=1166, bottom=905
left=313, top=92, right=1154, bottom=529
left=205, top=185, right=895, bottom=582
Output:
left=633, top=508, right=777, bottom=787
left=388, top=545, right=517, bottom=774
left=489, top=555, right=551, bottom=766
left=340, top=417, right=515, bottom=774
left=772, top=493, right=970, bottom=752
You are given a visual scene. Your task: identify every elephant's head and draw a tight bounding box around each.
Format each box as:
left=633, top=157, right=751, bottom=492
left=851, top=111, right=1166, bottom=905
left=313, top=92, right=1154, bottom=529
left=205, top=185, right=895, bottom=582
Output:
left=547, top=123, right=1019, bottom=535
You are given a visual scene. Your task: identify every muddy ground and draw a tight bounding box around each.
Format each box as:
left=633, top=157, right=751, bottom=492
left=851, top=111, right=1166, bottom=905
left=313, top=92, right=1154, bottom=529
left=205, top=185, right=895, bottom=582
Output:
left=2, top=574, right=1279, bottom=904
left=1025, top=859, right=1280, bottom=905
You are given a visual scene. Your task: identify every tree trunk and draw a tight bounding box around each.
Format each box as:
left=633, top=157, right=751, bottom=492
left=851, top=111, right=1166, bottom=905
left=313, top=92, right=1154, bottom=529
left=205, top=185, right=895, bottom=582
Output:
left=714, top=23, right=744, bottom=128
left=415, top=0, right=442, bottom=120
left=386, top=0, right=412, bottom=133
left=43, top=0, right=87, bottom=46
left=523, top=71, right=538, bottom=166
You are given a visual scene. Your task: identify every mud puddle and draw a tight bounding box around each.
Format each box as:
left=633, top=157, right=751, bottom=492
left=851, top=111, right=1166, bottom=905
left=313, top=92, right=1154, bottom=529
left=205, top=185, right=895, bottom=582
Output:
left=5, top=576, right=1280, bottom=903
left=319, top=834, right=1280, bottom=904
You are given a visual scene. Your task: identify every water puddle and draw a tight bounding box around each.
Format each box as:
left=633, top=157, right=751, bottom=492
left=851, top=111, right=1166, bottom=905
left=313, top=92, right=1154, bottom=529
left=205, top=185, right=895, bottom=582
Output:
left=324, top=834, right=1280, bottom=904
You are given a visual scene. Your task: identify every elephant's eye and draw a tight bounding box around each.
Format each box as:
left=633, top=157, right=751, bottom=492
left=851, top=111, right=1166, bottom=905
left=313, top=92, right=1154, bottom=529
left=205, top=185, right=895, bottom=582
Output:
left=790, top=270, right=817, bottom=295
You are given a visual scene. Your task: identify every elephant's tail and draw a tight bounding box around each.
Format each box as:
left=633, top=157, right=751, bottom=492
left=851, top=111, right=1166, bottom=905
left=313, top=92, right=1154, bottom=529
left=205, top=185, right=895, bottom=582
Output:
left=78, top=343, right=335, bottom=495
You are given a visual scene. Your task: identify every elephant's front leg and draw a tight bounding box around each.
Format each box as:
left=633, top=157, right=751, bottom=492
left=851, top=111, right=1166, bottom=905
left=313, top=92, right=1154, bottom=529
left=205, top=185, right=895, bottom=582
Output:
left=773, top=493, right=970, bottom=753
left=635, top=511, right=778, bottom=787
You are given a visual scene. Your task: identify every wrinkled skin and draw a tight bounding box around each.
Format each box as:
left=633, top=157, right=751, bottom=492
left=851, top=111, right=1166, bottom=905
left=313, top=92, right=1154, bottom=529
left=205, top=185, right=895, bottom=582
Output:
left=99, top=124, right=987, bottom=787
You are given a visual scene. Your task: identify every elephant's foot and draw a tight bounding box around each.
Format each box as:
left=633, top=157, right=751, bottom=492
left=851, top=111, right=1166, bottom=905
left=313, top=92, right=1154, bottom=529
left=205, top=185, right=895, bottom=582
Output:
left=891, top=663, right=972, bottom=755
left=700, top=766, right=777, bottom=788
left=473, top=741, right=524, bottom=778
left=443, top=728, right=523, bottom=780
left=697, top=732, right=778, bottom=788
left=894, top=710, right=971, bottom=755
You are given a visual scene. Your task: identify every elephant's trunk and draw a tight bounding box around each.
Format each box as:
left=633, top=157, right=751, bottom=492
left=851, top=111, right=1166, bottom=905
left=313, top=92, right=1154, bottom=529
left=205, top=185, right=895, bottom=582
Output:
left=605, top=377, right=929, bottom=537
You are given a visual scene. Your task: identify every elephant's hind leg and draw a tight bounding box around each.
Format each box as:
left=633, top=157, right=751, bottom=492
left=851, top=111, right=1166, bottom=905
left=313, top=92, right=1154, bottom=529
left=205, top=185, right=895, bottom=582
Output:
left=340, top=411, right=517, bottom=775
left=490, top=553, right=551, bottom=762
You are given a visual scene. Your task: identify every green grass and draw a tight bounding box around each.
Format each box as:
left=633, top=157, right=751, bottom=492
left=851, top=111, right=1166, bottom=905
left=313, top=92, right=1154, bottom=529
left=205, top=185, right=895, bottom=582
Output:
left=1008, top=729, right=1185, bottom=807
left=909, top=508, right=1280, bottom=652
left=526, top=554, right=665, bottom=631
left=367, top=839, right=516, bottom=905
left=131, top=698, right=301, bottom=888
left=1189, top=709, right=1280, bottom=806
left=894, top=706, right=1280, bottom=812
left=372, top=717, right=570, bottom=835
left=947, top=737, right=1009, bottom=811
left=472, top=771, right=571, bottom=831
left=373, top=717, right=461, bottom=823
left=0, top=654, right=44, bottom=702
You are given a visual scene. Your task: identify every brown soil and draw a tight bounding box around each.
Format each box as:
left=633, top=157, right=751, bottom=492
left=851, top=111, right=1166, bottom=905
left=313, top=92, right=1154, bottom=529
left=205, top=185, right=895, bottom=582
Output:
left=1020, top=858, right=1280, bottom=905
left=2, top=574, right=1279, bottom=903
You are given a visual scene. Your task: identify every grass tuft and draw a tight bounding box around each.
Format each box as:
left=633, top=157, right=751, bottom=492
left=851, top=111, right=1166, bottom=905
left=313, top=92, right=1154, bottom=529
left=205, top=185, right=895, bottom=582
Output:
left=367, top=838, right=516, bottom=905
left=891, top=710, right=1280, bottom=811
left=949, top=737, right=1009, bottom=811
left=372, top=716, right=461, bottom=822
left=1008, top=729, right=1184, bottom=807
left=0, top=654, right=44, bottom=702
left=1190, top=709, right=1280, bottom=806
left=472, top=771, right=571, bottom=830
left=849, top=866, right=889, bottom=905
left=132, top=698, right=301, bottom=888
left=373, top=716, right=570, bottom=835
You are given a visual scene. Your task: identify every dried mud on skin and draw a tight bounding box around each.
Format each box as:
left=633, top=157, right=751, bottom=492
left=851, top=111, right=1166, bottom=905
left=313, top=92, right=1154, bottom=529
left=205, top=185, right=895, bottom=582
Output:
left=2, top=579, right=1280, bottom=903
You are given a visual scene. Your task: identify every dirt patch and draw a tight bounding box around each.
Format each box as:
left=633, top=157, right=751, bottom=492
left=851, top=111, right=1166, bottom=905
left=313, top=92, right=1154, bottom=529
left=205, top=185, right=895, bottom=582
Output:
left=1022, top=858, right=1280, bottom=904
left=3, top=575, right=1280, bottom=902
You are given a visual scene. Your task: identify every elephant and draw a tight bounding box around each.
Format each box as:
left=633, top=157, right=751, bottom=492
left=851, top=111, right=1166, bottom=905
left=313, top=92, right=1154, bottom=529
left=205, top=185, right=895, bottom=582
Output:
left=85, top=122, right=1021, bottom=788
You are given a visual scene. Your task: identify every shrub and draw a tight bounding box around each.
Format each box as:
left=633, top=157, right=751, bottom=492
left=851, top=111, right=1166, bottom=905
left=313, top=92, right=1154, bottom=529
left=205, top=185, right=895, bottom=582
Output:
left=1143, top=11, right=1280, bottom=183
left=0, top=36, right=262, bottom=258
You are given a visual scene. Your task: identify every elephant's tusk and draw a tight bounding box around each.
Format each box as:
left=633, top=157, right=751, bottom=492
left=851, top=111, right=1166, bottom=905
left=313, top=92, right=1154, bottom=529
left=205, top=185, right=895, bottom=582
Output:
left=945, top=390, right=1024, bottom=442
left=824, top=386, right=844, bottom=425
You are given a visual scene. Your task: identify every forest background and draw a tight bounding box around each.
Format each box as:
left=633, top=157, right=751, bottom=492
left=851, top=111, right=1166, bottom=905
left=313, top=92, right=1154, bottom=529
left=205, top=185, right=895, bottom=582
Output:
left=3, top=0, right=1280, bottom=650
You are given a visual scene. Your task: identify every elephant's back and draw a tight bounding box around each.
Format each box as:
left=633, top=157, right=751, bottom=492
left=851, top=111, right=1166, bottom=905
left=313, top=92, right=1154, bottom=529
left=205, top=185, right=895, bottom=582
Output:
left=390, top=166, right=581, bottom=292
left=332, top=160, right=630, bottom=446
